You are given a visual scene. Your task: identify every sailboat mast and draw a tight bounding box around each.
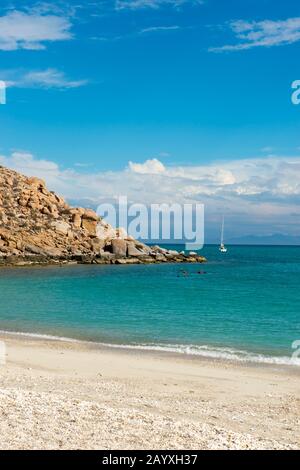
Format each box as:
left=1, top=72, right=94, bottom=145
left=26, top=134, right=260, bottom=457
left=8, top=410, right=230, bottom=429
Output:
left=221, top=216, right=224, bottom=245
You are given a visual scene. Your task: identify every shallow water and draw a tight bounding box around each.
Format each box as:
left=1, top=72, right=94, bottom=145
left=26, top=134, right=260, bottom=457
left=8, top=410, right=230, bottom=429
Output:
left=0, top=245, right=299, bottom=365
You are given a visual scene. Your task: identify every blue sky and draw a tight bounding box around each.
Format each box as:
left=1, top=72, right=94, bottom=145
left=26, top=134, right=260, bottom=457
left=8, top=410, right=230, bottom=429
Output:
left=1, top=0, right=300, bottom=242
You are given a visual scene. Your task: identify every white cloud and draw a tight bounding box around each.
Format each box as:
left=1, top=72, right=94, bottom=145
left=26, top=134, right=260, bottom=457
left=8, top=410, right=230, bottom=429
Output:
left=139, top=25, right=180, bottom=34
left=0, top=10, right=72, bottom=51
left=0, top=152, right=300, bottom=203
left=92, top=25, right=180, bottom=42
left=2, top=152, right=300, bottom=203
left=2, top=152, right=300, bottom=237
left=4, top=68, right=88, bottom=90
left=24, top=1, right=77, bottom=16
left=210, top=17, right=300, bottom=52
left=0, top=152, right=59, bottom=174
left=129, top=158, right=166, bottom=174
left=115, top=0, right=203, bottom=10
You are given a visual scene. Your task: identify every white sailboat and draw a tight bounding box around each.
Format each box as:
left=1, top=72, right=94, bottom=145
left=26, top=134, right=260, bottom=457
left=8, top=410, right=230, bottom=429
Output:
left=219, top=215, right=227, bottom=253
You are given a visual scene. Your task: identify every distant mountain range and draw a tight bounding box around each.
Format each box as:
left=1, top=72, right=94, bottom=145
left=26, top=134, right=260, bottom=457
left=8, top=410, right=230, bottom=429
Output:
left=227, top=234, right=300, bottom=246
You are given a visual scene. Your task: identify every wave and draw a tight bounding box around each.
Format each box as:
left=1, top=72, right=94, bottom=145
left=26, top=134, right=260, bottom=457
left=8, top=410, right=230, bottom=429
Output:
left=0, top=329, right=80, bottom=343
left=1, top=329, right=299, bottom=367
left=101, top=342, right=300, bottom=366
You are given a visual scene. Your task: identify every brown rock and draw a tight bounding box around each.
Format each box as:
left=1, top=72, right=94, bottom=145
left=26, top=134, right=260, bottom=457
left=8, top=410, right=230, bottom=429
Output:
left=41, top=207, right=50, bottom=215
left=72, top=213, right=82, bottom=228
left=0, top=165, right=207, bottom=266
left=99, top=251, right=115, bottom=261
left=49, top=204, right=58, bottom=215
left=43, top=247, right=63, bottom=257
left=27, top=177, right=45, bottom=189
left=127, top=242, right=144, bottom=257
left=69, top=207, right=85, bottom=216
left=25, top=244, right=48, bottom=256
left=111, top=239, right=127, bottom=257
left=51, top=221, right=71, bottom=235
left=18, top=197, right=29, bottom=207
left=155, top=254, right=167, bottom=262
left=115, top=258, right=140, bottom=265
left=138, top=256, right=156, bottom=264
left=82, top=209, right=99, bottom=222
left=90, top=238, right=105, bottom=253
left=81, top=218, right=97, bottom=235
left=135, top=242, right=152, bottom=254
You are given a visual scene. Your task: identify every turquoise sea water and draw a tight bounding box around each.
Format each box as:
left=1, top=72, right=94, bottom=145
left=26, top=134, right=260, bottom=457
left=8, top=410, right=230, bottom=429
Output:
left=0, top=245, right=300, bottom=365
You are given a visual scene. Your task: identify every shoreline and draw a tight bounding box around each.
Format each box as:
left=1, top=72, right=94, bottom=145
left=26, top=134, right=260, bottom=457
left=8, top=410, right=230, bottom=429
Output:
left=0, top=253, right=207, bottom=268
left=0, top=333, right=299, bottom=449
left=0, top=329, right=299, bottom=370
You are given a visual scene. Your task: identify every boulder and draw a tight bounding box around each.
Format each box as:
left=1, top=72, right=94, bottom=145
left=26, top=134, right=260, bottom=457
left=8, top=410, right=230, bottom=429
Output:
left=82, top=209, right=99, bottom=222
left=134, top=242, right=152, bottom=254
left=51, top=221, right=71, bottom=235
left=138, top=256, right=156, bottom=264
left=127, top=241, right=149, bottom=257
left=41, top=206, right=50, bottom=215
left=81, top=218, right=97, bottom=235
left=155, top=254, right=167, bottom=262
left=27, top=177, right=45, bottom=189
left=72, top=213, right=82, bottom=228
left=96, top=220, right=117, bottom=240
left=43, top=247, right=63, bottom=257
left=25, top=244, right=48, bottom=256
left=99, top=251, right=115, bottom=261
left=90, top=238, right=105, bottom=253
left=115, top=227, right=127, bottom=239
left=166, top=249, right=179, bottom=256
left=94, top=258, right=106, bottom=264
left=115, top=258, right=140, bottom=265
left=111, top=239, right=127, bottom=257
left=151, top=245, right=167, bottom=254
left=18, top=197, right=29, bottom=207
left=69, top=207, right=85, bottom=216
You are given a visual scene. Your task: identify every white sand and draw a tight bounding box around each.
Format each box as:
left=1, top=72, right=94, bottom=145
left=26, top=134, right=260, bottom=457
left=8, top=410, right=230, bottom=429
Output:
left=0, top=334, right=299, bottom=449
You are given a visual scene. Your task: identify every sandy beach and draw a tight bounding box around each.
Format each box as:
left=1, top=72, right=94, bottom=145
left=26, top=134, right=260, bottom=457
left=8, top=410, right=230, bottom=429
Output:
left=0, top=333, right=299, bottom=450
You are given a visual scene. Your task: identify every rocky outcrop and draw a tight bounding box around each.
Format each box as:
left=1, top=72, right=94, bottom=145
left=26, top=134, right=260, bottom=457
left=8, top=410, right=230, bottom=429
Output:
left=0, top=166, right=206, bottom=267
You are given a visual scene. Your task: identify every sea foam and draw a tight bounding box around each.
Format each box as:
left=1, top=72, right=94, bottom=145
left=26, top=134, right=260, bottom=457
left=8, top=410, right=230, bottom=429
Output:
left=1, top=329, right=299, bottom=367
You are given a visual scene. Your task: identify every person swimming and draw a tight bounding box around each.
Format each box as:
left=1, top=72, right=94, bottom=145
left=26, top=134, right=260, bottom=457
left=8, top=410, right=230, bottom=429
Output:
left=178, top=269, right=189, bottom=277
